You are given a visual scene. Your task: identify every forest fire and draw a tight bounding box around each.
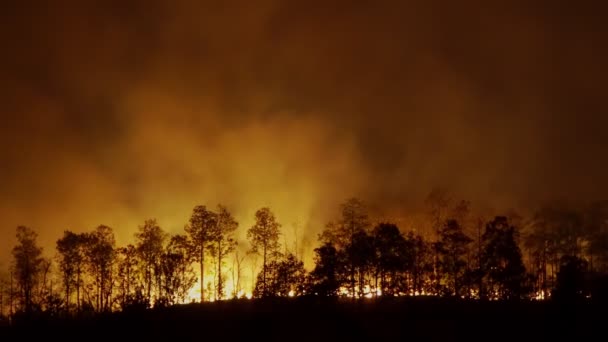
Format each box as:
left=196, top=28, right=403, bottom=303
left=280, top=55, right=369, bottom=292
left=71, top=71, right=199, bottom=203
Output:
left=0, top=1, right=606, bottom=340
left=2, top=197, right=606, bottom=317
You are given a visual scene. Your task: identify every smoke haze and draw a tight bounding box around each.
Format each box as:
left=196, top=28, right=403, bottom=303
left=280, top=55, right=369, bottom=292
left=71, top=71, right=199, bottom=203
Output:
left=1, top=0, right=607, bottom=265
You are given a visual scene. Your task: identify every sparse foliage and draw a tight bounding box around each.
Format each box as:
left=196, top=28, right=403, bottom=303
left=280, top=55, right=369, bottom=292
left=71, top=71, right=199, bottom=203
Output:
left=248, top=207, right=282, bottom=297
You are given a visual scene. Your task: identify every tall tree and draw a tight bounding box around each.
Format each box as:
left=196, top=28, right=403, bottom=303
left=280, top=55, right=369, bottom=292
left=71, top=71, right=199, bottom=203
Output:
left=135, top=219, right=167, bottom=303
left=347, top=230, right=375, bottom=297
left=373, top=223, right=409, bottom=296
left=56, top=231, right=87, bottom=310
left=309, top=242, right=342, bottom=297
left=320, top=198, right=370, bottom=297
left=84, top=225, right=116, bottom=312
left=116, top=244, right=138, bottom=307
left=584, top=201, right=608, bottom=272
left=553, top=255, right=589, bottom=302
left=481, top=217, right=527, bottom=300
left=212, top=205, right=238, bottom=300
left=436, top=219, right=472, bottom=296
left=405, top=231, right=433, bottom=295
left=247, top=207, right=281, bottom=297
left=12, top=226, right=43, bottom=313
left=161, top=234, right=196, bottom=304
left=186, top=205, right=217, bottom=302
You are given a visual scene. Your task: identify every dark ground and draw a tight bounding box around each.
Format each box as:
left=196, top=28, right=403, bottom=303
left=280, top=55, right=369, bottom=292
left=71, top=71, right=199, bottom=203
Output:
left=0, top=298, right=604, bottom=341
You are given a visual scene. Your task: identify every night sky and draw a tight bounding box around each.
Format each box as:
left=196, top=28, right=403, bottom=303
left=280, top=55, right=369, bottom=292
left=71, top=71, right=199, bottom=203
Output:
left=1, top=0, right=607, bottom=264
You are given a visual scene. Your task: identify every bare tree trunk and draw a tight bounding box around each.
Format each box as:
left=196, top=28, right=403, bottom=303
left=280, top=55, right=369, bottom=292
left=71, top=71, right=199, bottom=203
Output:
left=350, top=218, right=355, bottom=298
left=293, top=222, right=299, bottom=261
left=477, top=219, right=483, bottom=299
left=9, top=272, right=13, bottom=317
left=230, top=256, right=235, bottom=298
left=65, top=279, right=70, bottom=311
left=200, top=247, right=204, bottom=303
left=76, top=267, right=80, bottom=311
left=217, top=239, right=222, bottom=300
left=251, top=257, right=256, bottom=295
left=0, top=281, right=3, bottom=317
left=263, top=244, right=267, bottom=296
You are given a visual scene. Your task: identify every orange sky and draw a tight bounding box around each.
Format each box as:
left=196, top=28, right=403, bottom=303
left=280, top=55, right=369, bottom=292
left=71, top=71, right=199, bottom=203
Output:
left=1, top=0, right=607, bottom=267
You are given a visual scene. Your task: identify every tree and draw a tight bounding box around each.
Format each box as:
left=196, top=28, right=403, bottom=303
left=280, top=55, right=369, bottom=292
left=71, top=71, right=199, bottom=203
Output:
left=405, top=231, right=433, bottom=295
left=347, top=230, right=375, bottom=297
left=527, top=206, right=585, bottom=295
left=230, top=251, right=246, bottom=298
left=135, top=219, right=167, bottom=303
left=436, top=219, right=472, bottom=296
left=185, top=205, right=217, bottom=302
left=116, top=244, right=138, bottom=308
left=309, top=242, right=342, bottom=297
left=254, top=253, right=306, bottom=297
left=320, top=198, right=370, bottom=297
left=56, top=230, right=88, bottom=311
left=161, top=234, right=196, bottom=304
left=84, top=225, right=116, bottom=312
left=247, top=207, right=281, bottom=297
left=373, top=223, right=409, bottom=296
left=12, top=226, right=44, bottom=313
left=584, top=201, right=608, bottom=272
left=481, top=217, right=527, bottom=300
left=553, top=255, right=589, bottom=302
left=212, top=205, right=238, bottom=300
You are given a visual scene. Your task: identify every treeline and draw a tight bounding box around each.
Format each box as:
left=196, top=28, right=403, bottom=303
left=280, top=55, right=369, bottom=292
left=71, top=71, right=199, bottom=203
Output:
left=1, top=196, right=608, bottom=321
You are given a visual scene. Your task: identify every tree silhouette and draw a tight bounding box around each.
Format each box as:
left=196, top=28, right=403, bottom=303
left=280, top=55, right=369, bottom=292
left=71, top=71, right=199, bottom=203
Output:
left=254, top=253, right=306, bottom=297
left=186, top=205, right=217, bottom=302
left=161, top=234, right=196, bottom=304
left=5, top=194, right=608, bottom=333
left=212, top=205, right=238, bottom=300
left=553, top=255, right=589, bottom=302
left=583, top=201, right=608, bottom=272
left=135, top=219, right=167, bottom=303
left=320, top=198, right=370, bottom=297
left=12, top=226, right=43, bottom=314
left=56, top=230, right=87, bottom=311
left=347, top=230, right=375, bottom=297
left=84, top=225, right=116, bottom=312
left=405, top=231, right=433, bottom=295
left=309, top=242, right=342, bottom=297
left=116, top=244, right=138, bottom=308
left=436, top=219, right=472, bottom=296
left=373, top=223, right=409, bottom=296
left=247, top=207, right=281, bottom=297
left=481, top=217, right=527, bottom=300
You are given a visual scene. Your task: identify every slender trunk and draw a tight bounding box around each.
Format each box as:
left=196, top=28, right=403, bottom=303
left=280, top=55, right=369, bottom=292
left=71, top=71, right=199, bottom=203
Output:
left=263, top=244, right=267, bottom=296
left=231, top=255, right=235, bottom=298
left=477, top=219, right=483, bottom=299
left=76, top=266, right=81, bottom=311
left=65, top=281, right=70, bottom=311
left=351, top=219, right=355, bottom=298
left=10, top=272, right=13, bottom=317
left=200, top=246, right=204, bottom=303
left=126, top=262, right=131, bottom=297
left=98, top=272, right=102, bottom=312
left=217, top=239, right=222, bottom=300
left=375, top=269, right=379, bottom=296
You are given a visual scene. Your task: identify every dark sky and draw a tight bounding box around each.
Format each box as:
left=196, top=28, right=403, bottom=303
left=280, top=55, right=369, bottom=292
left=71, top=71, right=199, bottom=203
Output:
left=1, top=0, right=607, bottom=264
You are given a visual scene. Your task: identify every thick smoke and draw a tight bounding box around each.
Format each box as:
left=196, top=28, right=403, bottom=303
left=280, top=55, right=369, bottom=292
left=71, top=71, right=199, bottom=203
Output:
left=1, top=0, right=607, bottom=266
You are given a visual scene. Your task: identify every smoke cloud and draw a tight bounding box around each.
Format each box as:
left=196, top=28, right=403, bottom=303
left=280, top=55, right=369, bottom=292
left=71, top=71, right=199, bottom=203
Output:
left=1, top=0, right=607, bottom=266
